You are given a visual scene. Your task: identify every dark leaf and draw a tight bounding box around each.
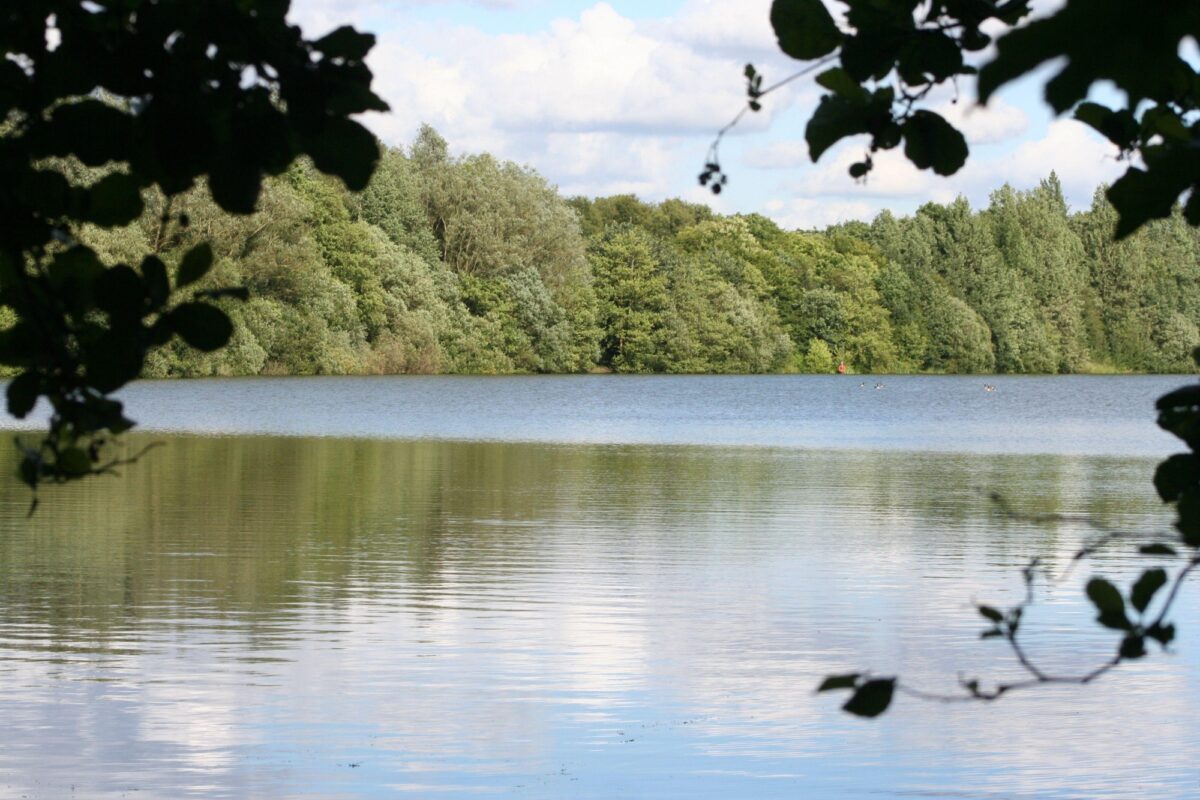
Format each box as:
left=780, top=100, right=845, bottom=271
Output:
left=46, top=100, right=133, bottom=166
left=6, top=372, right=40, bottom=419
left=141, top=256, right=169, bottom=311
left=56, top=447, right=92, bottom=477
left=1120, top=633, right=1147, bottom=660
left=902, top=111, right=968, bottom=176
left=315, top=26, right=376, bottom=61
left=209, top=159, right=263, bottom=215
left=86, top=330, right=145, bottom=394
left=81, top=173, right=144, bottom=228
left=167, top=303, right=233, bottom=352
left=806, top=95, right=871, bottom=162
left=816, top=68, right=867, bottom=101
left=977, top=605, right=1003, bottom=623
left=1147, top=623, right=1176, bottom=646
left=304, top=118, right=380, bottom=192
left=1140, top=543, right=1178, bottom=557
left=195, top=286, right=250, bottom=302
left=177, top=243, right=214, bottom=288
left=1131, top=568, right=1168, bottom=614
left=95, top=265, right=146, bottom=322
left=1086, top=577, right=1129, bottom=629
left=816, top=673, right=860, bottom=692
left=770, top=0, right=842, bottom=60
left=841, top=30, right=900, bottom=82
left=1154, top=454, right=1197, bottom=503
left=842, top=678, right=895, bottom=718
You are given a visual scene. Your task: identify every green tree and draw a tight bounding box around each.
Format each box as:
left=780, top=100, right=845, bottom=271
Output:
left=589, top=226, right=672, bottom=373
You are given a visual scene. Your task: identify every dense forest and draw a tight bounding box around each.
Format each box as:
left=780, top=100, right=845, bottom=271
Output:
left=78, top=126, right=1200, bottom=377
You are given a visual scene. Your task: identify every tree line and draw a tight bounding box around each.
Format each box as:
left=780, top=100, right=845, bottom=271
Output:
left=76, top=126, right=1199, bottom=379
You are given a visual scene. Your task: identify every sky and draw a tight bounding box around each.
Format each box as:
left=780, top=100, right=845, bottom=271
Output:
left=286, top=0, right=1128, bottom=229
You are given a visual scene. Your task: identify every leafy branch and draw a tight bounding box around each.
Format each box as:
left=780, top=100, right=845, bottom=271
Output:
left=820, top=362, right=1200, bottom=718
left=707, top=0, right=1200, bottom=240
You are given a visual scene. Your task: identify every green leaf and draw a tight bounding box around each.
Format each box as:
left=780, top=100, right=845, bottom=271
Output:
left=1107, top=161, right=1193, bottom=240
left=56, top=447, right=92, bottom=477
left=806, top=95, right=871, bottom=162
left=816, top=68, right=866, bottom=101
left=840, top=30, right=900, bottom=82
left=842, top=678, right=895, bottom=718
left=6, top=372, right=40, bottom=418
left=177, top=243, right=214, bottom=288
left=770, top=0, right=842, bottom=61
left=816, top=673, right=860, bottom=692
left=1140, top=543, right=1178, bottom=557
left=896, top=31, right=963, bottom=85
left=1086, top=577, right=1130, bottom=630
left=902, top=111, right=968, bottom=176
left=1074, top=103, right=1138, bottom=150
left=1143, top=105, right=1190, bottom=143
left=167, top=303, right=233, bottom=352
left=1130, top=568, right=1168, bottom=614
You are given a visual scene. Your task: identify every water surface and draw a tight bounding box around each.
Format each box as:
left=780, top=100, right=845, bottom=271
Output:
left=12, top=373, right=1187, bottom=456
left=0, top=376, right=1196, bottom=798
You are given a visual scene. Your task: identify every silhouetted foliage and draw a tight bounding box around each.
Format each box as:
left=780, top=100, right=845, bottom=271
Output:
left=1, top=1, right=384, bottom=497
left=709, top=0, right=1200, bottom=239
left=724, top=0, right=1200, bottom=718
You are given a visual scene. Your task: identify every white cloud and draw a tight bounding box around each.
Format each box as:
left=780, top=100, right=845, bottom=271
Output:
left=285, top=0, right=1124, bottom=214
left=935, top=97, right=1029, bottom=145
left=653, top=0, right=777, bottom=58
left=763, top=197, right=876, bottom=230
left=286, top=2, right=800, bottom=203
left=777, top=118, right=1122, bottom=212
left=983, top=118, right=1126, bottom=208
left=289, top=0, right=520, bottom=36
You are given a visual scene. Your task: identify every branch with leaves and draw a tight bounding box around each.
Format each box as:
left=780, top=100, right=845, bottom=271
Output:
left=0, top=1, right=385, bottom=496
left=705, top=0, right=1200, bottom=239
left=820, top=366, right=1200, bottom=717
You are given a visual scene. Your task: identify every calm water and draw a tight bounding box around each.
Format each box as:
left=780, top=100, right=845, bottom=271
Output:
left=12, top=374, right=1186, bottom=455
left=0, top=375, right=1197, bottom=799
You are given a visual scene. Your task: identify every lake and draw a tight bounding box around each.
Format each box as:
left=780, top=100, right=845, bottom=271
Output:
left=0, top=375, right=1196, bottom=799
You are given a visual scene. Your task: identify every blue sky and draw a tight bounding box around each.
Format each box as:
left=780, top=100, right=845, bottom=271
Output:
left=288, top=0, right=1125, bottom=228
